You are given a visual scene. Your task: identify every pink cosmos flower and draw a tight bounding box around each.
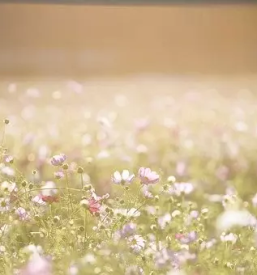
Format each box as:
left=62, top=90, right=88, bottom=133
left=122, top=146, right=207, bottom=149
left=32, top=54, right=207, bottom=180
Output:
left=88, top=198, right=101, bottom=214
left=135, top=118, right=150, bottom=132
left=50, top=154, right=66, bottom=166
left=54, top=171, right=64, bottom=179
left=138, top=167, right=159, bottom=185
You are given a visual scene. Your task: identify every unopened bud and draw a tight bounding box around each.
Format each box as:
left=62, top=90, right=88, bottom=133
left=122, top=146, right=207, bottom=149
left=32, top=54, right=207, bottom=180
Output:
left=77, top=167, right=84, bottom=174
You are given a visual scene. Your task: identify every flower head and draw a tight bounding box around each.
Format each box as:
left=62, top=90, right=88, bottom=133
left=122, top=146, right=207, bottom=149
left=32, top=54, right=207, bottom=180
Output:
left=128, top=234, right=146, bottom=253
left=16, top=207, right=30, bottom=221
left=50, top=154, right=66, bottom=166
left=220, top=232, right=238, bottom=244
left=19, top=253, right=52, bottom=275
left=120, top=223, right=137, bottom=238
left=54, top=171, right=64, bottom=179
left=88, top=198, right=101, bottom=214
left=168, top=182, right=194, bottom=196
left=138, top=167, right=159, bottom=185
left=112, top=170, right=135, bottom=185
left=175, top=231, right=197, bottom=244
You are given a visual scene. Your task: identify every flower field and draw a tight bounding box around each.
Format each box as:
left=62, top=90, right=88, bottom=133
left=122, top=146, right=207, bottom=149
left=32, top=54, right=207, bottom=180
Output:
left=1, top=76, right=257, bottom=274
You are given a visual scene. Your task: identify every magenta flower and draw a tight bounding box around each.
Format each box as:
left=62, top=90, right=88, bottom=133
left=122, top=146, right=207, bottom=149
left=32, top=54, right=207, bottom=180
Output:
left=50, top=154, right=66, bottom=166
left=138, top=167, right=159, bottom=185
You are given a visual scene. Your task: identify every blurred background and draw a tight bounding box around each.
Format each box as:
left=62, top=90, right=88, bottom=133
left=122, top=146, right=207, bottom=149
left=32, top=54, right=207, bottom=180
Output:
left=1, top=3, right=257, bottom=197
left=0, top=3, right=257, bottom=77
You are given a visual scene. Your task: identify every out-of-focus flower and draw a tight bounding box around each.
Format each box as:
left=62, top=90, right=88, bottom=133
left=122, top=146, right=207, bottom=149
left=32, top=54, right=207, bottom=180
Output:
left=125, top=265, right=144, bottom=275
left=96, top=150, right=110, bottom=159
left=112, top=170, right=135, bottom=185
left=128, top=234, right=146, bottom=253
left=176, top=161, right=187, bottom=177
left=90, top=191, right=109, bottom=202
left=168, top=182, right=194, bottom=196
left=158, top=213, right=172, bottom=229
left=252, top=193, right=257, bottom=207
left=50, top=154, right=66, bottom=166
left=0, top=198, right=10, bottom=212
left=1, top=181, right=17, bottom=193
left=220, top=232, right=238, bottom=244
left=141, top=185, right=154, bottom=198
left=54, top=171, right=64, bottom=179
left=23, top=244, right=43, bottom=255
left=216, top=165, right=229, bottom=181
left=38, top=145, right=49, bottom=162
left=138, top=167, right=159, bottom=185
left=190, top=210, right=199, bottom=219
left=136, top=144, right=148, bottom=154
left=3, top=155, right=14, bottom=164
left=88, top=198, right=101, bottom=214
left=41, top=181, right=58, bottom=198
left=135, top=118, right=149, bottom=131
left=117, top=223, right=137, bottom=238
left=200, top=238, right=217, bottom=251
left=19, top=253, right=52, bottom=275
left=97, top=117, right=112, bottom=129
left=114, top=208, right=141, bottom=217
left=175, top=231, right=197, bottom=244
left=26, top=88, right=41, bottom=98
left=222, top=193, right=240, bottom=210
left=67, top=80, right=83, bottom=94
left=216, top=209, right=257, bottom=232
left=154, top=248, right=179, bottom=269
left=81, top=196, right=102, bottom=214
left=0, top=165, right=15, bottom=177
left=68, top=264, right=79, bottom=275
left=15, top=207, right=30, bottom=221
left=33, top=181, right=59, bottom=205
left=32, top=195, right=47, bottom=206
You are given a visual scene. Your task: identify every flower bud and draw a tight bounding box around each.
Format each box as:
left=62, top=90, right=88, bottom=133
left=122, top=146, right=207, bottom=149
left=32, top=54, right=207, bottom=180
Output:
left=77, top=167, right=84, bottom=174
left=21, top=180, right=27, bottom=187
left=62, top=163, right=69, bottom=170
left=53, top=216, right=60, bottom=223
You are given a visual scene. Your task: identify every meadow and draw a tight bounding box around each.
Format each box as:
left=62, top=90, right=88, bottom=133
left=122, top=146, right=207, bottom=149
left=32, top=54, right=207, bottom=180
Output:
left=1, top=76, right=257, bottom=274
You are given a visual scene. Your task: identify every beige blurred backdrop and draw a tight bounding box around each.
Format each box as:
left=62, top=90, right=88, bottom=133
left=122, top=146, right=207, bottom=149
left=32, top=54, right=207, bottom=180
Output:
left=0, top=3, right=257, bottom=77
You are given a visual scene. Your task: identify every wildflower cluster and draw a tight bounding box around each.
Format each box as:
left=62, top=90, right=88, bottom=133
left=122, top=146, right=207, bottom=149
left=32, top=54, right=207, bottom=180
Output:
left=1, top=81, right=257, bottom=275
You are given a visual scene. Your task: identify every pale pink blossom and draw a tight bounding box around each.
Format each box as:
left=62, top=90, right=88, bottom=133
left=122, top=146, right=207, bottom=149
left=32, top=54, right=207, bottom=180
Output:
left=19, top=254, right=52, bottom=275
left=138, top=167, right=159, bottom=185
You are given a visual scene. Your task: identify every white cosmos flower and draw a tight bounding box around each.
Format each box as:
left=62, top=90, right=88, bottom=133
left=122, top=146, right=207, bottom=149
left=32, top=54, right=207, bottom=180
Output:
left=168, top=182, right=194, bottom=196
left=112, top=170, right=135, bottom=184
left=41, top=181, right=58, bottom=197
left=114, top=208, right=141, bottom=217
left=1, top=181, right=17, bottom=193
left=128, top=235, right=146, bottom=253
left=220, top=232, right=238, bottom=244
left=216, top=209, right=257, bottom=232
